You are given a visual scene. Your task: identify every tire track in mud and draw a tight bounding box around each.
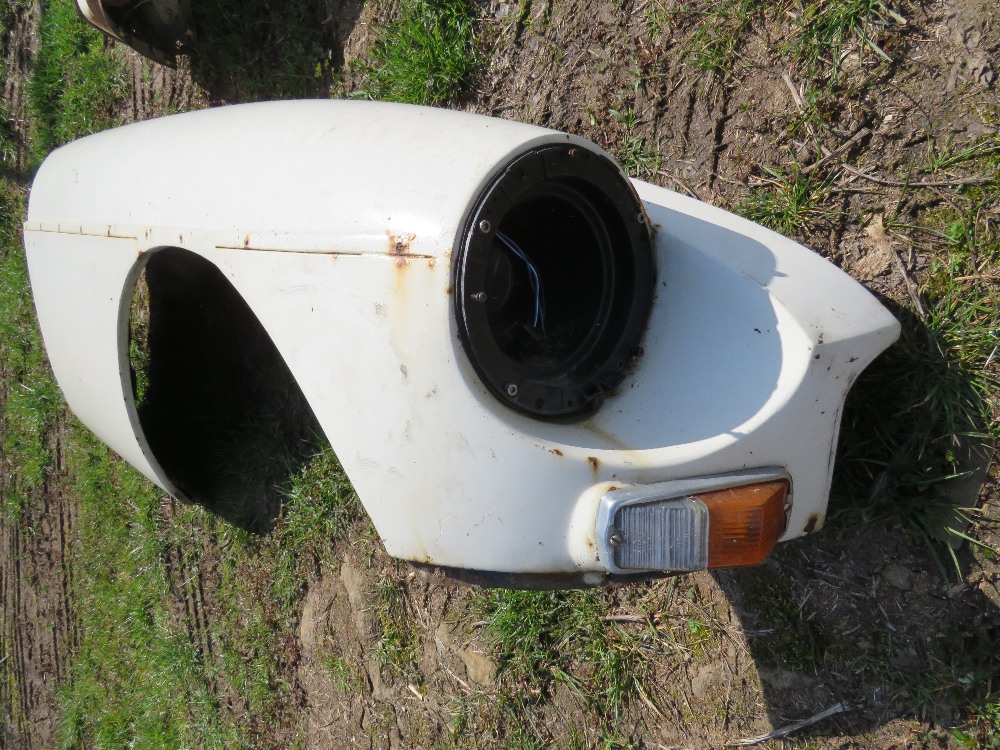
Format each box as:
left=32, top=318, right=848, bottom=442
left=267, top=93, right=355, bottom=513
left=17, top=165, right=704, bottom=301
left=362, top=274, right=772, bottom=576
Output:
left=121, top=46, right=197, bottom=122
left=1, top=0, right=39, bottom=175
left=159, top=497, right=218, bottom=691
left=1, top=5, right=69, bottom=746
left=0, top=431, right=78, bottom=750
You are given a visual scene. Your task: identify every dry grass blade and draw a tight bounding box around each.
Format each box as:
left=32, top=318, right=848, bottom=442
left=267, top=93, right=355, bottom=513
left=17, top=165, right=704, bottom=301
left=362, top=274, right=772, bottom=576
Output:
left=728, top=703, right=849, bottom=746
left=842, top=164, right=992, bottom=187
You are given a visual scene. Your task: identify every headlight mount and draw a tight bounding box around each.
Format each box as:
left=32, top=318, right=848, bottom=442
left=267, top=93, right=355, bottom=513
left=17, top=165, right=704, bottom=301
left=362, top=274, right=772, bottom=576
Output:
left=454, top=144, right=656, bottom=419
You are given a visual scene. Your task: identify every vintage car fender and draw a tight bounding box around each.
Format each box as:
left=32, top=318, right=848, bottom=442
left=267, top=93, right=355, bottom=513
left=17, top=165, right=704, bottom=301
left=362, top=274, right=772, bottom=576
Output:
left=23, top=101, right=900, bottom=586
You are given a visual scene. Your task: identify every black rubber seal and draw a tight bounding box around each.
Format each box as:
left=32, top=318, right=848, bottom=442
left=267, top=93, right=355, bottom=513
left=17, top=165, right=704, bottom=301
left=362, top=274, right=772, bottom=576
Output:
left=454, top=144, right=655, bottom=419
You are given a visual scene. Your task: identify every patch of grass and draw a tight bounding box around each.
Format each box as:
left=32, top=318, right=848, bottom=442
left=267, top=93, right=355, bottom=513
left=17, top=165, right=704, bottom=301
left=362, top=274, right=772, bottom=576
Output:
left=57, top=428, right=238, bottom=750
left=737, top=164, right=837, bottom=238
left=212, top=447, right=360, bottom=727
left=835, top=211, right=999, bottom=567
left=676, top=0, right=906, bottom=80
left=790, top=0, right=907, bottom=78
left=0, top=185, right=62, bottom=519
left=55, top=436, right=359, bottom=747
left=836, top=298, right=997, bottom=536
left=676, top=0, right=769, bottom=78
left=28, top=0, right=126, bottom=160
left=840, top=134, right=999, bottom=540
left=956, top=692, right=1000, bottom=749
left=350, top=0, right=478, bottom=106
left=189, top=0, right=336, bottom=101
left=609, top=107, right=661, bottom=179
left=472, top=588, right=661, bottom=723
left=372, top=566, right=421, bottom=676
left=0, top=104, right=16, bottom=173
left=325, top=655, right=364, bottom=694
left=730, top=571, right=833, bottom=672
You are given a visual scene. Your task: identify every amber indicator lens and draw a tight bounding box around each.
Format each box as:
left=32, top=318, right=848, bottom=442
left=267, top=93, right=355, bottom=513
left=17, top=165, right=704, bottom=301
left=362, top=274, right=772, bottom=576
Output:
left=698, top=480, right=789, bottom=568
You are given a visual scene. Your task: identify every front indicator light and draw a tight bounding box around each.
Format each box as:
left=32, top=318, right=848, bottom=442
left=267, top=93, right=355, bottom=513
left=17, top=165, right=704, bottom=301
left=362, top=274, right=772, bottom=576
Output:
left=597, top=470, right=790, bottom=574
left=700, top=480, right=789, bottom=568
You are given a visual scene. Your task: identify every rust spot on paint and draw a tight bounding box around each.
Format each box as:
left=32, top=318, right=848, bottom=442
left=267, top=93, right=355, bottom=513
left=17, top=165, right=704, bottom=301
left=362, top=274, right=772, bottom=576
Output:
left=550, top=449, right=564, bottom=457
left=243, top=233, right=250, bottom=248
left=587, top=456, right=600, bottom=472
left=387, top=231, right=416, bottom=255
left=803, top=513, right=823, bottom=534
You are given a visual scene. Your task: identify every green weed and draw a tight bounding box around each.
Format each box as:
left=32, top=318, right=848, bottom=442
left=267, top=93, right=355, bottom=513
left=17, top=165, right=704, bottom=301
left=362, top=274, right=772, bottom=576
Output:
left=677, top=0, right=769, bottom=78
left=350, top=0, right=478, bottom=106
left=644, top=1, right=671, bottom=42
left=926, top=138, right=1000, bottom=175
left=609, top=108, right=661, bottom=179
left=790, top=0, right=906, bottom=76
left=955, top=691, right=1000, bottom=749
left=737, top=165, right=836, bottom=238
left=28, top=0, right=126, bottom=160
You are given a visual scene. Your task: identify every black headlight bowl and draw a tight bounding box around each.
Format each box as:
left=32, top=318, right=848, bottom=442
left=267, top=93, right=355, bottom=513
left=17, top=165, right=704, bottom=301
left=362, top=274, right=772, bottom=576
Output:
left=455, top=145, right=655, bottom=419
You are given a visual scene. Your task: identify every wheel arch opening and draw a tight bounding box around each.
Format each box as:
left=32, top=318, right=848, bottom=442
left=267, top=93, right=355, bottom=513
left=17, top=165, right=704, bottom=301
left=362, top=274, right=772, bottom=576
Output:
left=122, top=245, right=324, bottom=532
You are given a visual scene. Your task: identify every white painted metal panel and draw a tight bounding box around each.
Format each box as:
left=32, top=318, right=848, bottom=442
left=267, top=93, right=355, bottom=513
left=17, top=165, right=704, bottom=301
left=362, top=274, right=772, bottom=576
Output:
left=24, top=101, right=900, bottom=579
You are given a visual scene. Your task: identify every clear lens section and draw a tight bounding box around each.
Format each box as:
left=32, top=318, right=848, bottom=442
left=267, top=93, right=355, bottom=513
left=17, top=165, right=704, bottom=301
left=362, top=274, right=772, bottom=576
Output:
left=612, top=497, right=709, bottom=571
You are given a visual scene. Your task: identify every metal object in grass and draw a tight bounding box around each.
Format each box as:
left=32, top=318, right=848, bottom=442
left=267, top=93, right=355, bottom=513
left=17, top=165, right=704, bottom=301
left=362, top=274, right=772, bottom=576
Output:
left=23, top=100, right=900, bottom=587
left=76, top=0, right=194, bottom=67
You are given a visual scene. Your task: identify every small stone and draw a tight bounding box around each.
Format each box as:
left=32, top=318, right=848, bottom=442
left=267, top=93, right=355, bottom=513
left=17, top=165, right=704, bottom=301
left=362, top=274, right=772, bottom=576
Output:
left=691, top=664, right=723, bottom=698
left=890, top=647, right=922, bottom=669
left=882, top=564, right=913, bottom=591
left=460, top=647, right=496, bottom=686
left=947, top=582, right=969, bottom=599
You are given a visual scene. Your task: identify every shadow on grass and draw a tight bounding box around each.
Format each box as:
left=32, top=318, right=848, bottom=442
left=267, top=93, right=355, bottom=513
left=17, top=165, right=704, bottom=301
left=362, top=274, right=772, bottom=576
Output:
left=132, top=247, right=324, bottom=533
left=716, top=526, right=999, bottom=741
left=715, top=297, right=999, bottom=742
left=187, top=0, right=366, bottom=102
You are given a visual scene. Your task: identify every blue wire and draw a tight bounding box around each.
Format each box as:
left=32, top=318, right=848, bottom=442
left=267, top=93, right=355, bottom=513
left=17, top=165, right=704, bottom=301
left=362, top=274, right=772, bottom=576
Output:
left=496, top=231, right=546, bottom=333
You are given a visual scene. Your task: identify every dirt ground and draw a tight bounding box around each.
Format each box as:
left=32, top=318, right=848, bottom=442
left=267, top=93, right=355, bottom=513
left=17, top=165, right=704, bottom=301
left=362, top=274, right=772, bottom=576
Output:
left=2, top=0, right=999, bottom=747
left=1, top=4, right=72, bottom=747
